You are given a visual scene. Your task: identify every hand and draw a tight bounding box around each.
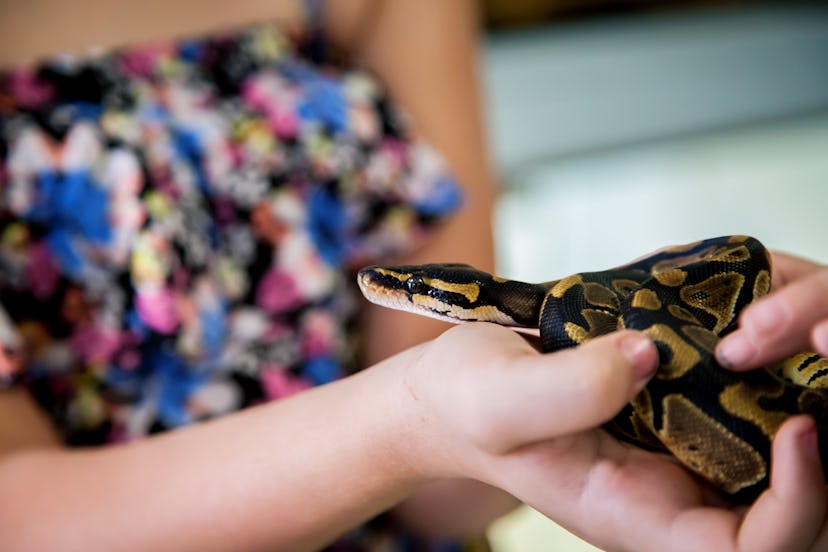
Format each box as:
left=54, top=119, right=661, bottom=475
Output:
left=716, top=251, right=828, bottom=369
left=501, top=414, right=828, bottom=552
left=400, top=323, right=827, bottom=552
left=400, top=323, right=658, bottom=477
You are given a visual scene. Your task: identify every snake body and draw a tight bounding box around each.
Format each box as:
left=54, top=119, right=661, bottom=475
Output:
left=358, top=235, right=828, bottom=503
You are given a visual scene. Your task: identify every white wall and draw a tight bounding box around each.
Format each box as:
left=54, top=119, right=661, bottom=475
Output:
left=483, top=3, right=828, bottom=550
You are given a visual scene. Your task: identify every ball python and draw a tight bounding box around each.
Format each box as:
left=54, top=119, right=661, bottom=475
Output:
left=357, top=235, right=828, bottom=503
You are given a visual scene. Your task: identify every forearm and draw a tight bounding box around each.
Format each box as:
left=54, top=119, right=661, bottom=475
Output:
left=0, top=348, right=430, bottom=552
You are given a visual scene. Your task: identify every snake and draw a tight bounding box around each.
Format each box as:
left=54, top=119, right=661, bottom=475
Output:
left=357, top=235, right=828, bottom=504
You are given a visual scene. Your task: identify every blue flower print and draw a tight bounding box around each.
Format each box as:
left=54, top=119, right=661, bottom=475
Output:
left=412, top=175, right=463, bottom=218
left=307, top=185, right=346, bottom=265
left=29, top=170, right=111, bottom=242
left=282, top=60, right=347, bottom=133
left=171, top=126, right=211, bottom=192
left=301, top=356, right=341, bottom=386
left=28, top=170, right=111, bottom=278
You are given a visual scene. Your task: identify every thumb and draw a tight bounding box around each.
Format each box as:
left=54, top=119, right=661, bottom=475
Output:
left=489, top=330, right=658, bottom=451
left=738, top=416, right=827, bottom=552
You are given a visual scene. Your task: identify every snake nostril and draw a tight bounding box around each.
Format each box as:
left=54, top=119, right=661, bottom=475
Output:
left=406, top=276, right=425, bottom=295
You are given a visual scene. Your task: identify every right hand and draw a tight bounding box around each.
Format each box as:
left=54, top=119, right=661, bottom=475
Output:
left=400, top=323, right=658, bottom=475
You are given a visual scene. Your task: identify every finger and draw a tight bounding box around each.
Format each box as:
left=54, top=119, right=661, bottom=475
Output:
left=737, top=416, right=827, bottom=552
left=484, top=330, right=657, bottom=450
left=812, top=319, right=828, bottom=358
left=716, top=268, right=828, bottom=370
left=770, top=251, right=825, bottom=289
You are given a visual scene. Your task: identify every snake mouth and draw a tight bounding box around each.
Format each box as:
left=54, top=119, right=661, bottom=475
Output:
left=357, top=267, right=466, bottom=324
left=356, top=270, right=374, bottom=297
left=357, top=268, right=409, bottom=307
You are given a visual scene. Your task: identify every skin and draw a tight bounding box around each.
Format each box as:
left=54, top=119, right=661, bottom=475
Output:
left=0, top=324, right=651, bottom=551
left=3, top=320, right=824, bottom=551
left=414, top=325, right=828, bottom=552
left=717, top=252, right=828, bottom=370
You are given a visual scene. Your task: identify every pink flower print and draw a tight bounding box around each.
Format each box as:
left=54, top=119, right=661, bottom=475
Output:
left=0, top=349, right=21, bottom=379
left=241, top=78, right=267, bottom=107
left=227, top=143, right=245, bottom=168
left=117, top=44, right=173, bottom=79
left=6, top=70, right=55, bottom=108
left=241, top=75, right=299, bottom=139
left=255, top=268, right=305, bottom=314
left=70, top=324, right=121, bottom=365
left=26, top=241, right=59, bottom=299
left=261, top=366, right=312, bottom=400
left=300, top=310, right=337, bottom=358
left=382, top=138, right=406, bottom=165
left=136, top=286, right=180, bottom=334
left=268, top=108, right=299, bottom=139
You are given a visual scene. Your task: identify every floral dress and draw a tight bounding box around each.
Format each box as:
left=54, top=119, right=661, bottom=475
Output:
left=0, top=22, right=476, bottom=551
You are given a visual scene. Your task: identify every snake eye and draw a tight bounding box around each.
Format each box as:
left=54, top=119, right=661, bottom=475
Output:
left=406, top=276, right=425, bottom=295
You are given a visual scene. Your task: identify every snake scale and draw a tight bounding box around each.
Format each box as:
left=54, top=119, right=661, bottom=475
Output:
left=357, top=235, right=828, bottom=503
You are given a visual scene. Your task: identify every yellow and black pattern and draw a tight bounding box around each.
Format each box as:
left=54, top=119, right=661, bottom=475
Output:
left=357, top=236, right=828, bottom=503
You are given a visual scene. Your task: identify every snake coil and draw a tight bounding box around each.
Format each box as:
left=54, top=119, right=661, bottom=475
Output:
left=358, top=235, right=828, bottom=503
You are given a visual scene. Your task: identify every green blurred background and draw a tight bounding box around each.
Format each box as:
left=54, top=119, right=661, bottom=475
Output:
left=476, top=0, right=828, bottom=549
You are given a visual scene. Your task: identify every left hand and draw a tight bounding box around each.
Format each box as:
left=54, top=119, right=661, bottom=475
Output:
left=484, top=414, right=828, bottom=552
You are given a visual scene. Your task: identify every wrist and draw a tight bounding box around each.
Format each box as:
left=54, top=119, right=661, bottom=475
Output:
left=370, top=343, right=470, bottom=485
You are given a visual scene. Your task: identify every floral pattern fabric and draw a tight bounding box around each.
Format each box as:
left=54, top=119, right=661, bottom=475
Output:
left=0, top=21, right=474, bottom=551
left=0, top=15, right=464, bottom=484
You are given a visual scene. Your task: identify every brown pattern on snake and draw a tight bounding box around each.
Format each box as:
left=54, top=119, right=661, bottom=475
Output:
left=357, top=235, right=828, bottom=503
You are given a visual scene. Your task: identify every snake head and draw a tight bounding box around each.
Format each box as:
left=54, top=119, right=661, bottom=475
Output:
left=357, top=263, right=480, bottom=323
left=357, top=264, right=544, bottom=327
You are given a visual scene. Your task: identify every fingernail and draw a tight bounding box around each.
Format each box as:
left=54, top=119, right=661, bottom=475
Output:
left=716, top=334, right=756, bottom=368
left=620, top=334, right=657, bottom=381
left=800, top=421, right=820, bottom=461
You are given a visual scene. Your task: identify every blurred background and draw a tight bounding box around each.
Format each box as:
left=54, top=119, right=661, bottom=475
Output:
left=475, top=0, right=828, bottom=549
